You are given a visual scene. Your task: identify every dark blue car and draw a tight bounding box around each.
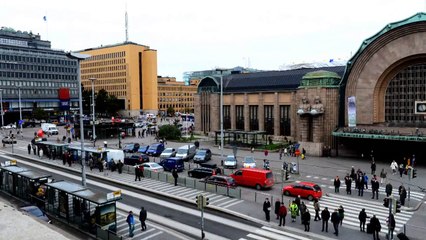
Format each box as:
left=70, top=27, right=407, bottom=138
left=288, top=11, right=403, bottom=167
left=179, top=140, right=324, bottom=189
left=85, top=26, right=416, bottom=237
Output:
left=159, top=157, right=184, bottom=172
left=146, top=143, right=165, bottom=157
left=138, top=145, right=149, bottom=154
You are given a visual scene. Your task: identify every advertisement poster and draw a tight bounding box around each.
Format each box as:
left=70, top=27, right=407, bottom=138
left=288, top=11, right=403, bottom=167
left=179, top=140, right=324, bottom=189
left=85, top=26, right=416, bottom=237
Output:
left=99, top=203, right=116, bottom=231
left=348, top=96, right=356, bottom=127
left=58, top=191, right=68, bottom=218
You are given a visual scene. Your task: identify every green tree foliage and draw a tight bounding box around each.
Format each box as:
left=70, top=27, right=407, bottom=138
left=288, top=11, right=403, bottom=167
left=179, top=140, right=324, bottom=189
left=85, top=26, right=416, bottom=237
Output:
left=158, top=125, right=181, bottom=140
left=32, top=108, right=48, bottom=120
left=167, top=106, right=175, bottom=116
left=82, top=88, right=122, bottom=117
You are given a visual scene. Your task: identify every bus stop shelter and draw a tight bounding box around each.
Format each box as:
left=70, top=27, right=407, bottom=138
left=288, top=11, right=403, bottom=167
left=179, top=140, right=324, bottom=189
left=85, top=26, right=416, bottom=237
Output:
left=67, top=145, right=109, bottom=164
left=37, top=141, right=69, bottom=160
left=0, top=164, right=28, bottom=197
left=215, top=130, right=268, bottom=147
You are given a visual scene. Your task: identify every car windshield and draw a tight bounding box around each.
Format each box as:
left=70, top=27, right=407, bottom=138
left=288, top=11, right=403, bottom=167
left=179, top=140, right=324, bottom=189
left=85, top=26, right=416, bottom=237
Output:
left=163, top=149, right=173, bottom=153
left=266, top=172, right=273, bottom=179
left=124, top=144, right=134, bottom=150
left=226, top=178, right=235, bottom=184
left=196, top=150, right=206, bottom=155
left=148, top=145, right=158, bottom=150
left=226, top=156, right=236, bottom=162
left=177, top=149, right=187, bottom=154
left=139, top=146, right=148, bottom=151
left=149, top=163, right=161, bottom=168
left=313, top=185, right=321, bottom=191
left=244, top=157, right=255, bottom=163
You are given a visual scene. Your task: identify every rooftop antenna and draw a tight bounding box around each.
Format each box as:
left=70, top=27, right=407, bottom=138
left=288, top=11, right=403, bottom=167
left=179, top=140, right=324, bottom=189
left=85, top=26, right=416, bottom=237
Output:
left=125, top=2, right=129, bottom=42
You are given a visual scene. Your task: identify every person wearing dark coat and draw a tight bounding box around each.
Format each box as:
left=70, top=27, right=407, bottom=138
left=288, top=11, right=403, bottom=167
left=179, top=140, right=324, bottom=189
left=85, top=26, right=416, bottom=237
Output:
left=370, top=215, right=381, bottom=240
left=387, top=213, right=396, bottom=240
left=357, top=175, right=364, bottom=196
left=117, top=160, right=124, bottom=174
left=135, top=166, right=141, bottom=181
left=274, top=199, right=281, bottom=220
left=321, top=207, right=330, bottom=232
left=139, top=207, right=147, bottom=231
left=331, top=209, right=340, bottom=236
left=371, top=177, right=380, bottom=199
left=27, top=144, right=32, bottom=155
left=371, top=160, right=376, bottom=175
left=399, top=185, right=407, bottom=206
left=278, top=202, right=287, bottom=227
left=385, top=183, right=393, bottom=197
left=334, top=176, right=341, bottom=193
left=263, top=198, right=271, bottom=221
left=302, top=209, right=311, bottom=232
left=358, top=208, right=368, bottom=232
left=172, top=168, right=178, bottom=186
left=345, top=175, right=352, bottom=195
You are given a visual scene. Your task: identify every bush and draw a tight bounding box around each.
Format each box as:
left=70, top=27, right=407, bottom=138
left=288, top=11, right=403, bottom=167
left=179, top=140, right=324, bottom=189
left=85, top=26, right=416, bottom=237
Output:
left=159, top=125, right=181, bottom=140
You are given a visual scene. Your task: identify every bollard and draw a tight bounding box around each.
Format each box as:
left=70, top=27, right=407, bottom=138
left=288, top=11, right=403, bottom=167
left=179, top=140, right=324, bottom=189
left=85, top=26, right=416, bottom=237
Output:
left=403, top=224, right=406, bottom=235
left=255, top=192, right=257, bottom=203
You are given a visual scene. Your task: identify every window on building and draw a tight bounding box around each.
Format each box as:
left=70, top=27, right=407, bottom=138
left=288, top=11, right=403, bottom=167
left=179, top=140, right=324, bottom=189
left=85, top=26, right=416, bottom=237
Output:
left=264, top=105, right=274, bottom=135
left=249, top=105, right=258, bottom=131
left=236, top=105, right=244, bottom=130
left=223, top=105, right=231, bottom=129
left=280, top=105, right=291, bottom=136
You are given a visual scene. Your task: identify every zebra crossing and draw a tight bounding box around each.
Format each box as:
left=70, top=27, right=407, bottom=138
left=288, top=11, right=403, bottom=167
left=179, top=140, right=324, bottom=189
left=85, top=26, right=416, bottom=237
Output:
left=116, top=212, right=165, bottom=239
left=303, top=193, right=413, bottom=233
left=301, top=176, right=425, bottom=202
left=238, top=226, right=313, bottom=240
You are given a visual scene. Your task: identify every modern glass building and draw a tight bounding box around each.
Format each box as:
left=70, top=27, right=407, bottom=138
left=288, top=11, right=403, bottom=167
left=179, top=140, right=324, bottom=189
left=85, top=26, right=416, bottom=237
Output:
left=0, top=27, right=79, bottom=125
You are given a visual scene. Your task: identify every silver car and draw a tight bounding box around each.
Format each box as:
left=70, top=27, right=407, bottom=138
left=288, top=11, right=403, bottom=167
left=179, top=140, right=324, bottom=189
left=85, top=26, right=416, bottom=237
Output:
left=243, top=156, right=256, bottom=168
left=160, top=148, right=176, bottom=159
left=223, top=155, right=237, bottom=169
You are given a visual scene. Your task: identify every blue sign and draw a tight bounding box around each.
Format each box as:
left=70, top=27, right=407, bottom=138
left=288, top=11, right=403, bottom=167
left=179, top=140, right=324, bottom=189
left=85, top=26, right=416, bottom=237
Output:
left=60, top=100, right=70, bottom=111
left=18, top=120, right=24, bottom=125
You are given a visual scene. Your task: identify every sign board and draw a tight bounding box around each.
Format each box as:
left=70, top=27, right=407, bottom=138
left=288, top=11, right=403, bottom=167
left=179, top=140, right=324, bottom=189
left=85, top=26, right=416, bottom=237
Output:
left=348, top=96, right=356, bottom=127
left=107, top=190, right=122, bottom=200
left=3, top=160, right=17, bottom=166
left=415, top=101, right=426, bottom=114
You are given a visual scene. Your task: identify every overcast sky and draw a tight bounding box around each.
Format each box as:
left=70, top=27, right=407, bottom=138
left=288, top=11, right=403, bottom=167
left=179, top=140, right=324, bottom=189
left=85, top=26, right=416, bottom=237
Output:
left=1, top=0, right=425, bottom=80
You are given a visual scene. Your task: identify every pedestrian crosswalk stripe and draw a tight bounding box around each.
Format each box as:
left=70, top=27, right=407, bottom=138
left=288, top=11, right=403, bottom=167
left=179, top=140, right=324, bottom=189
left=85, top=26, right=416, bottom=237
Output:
left=210, top=196, right=231, bottom=204
left=261, top=226, right=313, bottom=240
left=166, top=187, right=187, bottom=194
left=175, top=188, right=199, bottom=196
left=222, top=199, right=244, bottom=209
left=131, top=228, right=156, bottom=238
left=152, top=184, right=174, bottom=191
left=216, top=198, right=240, bottom=207
left=246, top=234, right=270, bottom=240
left=255, top=228, right=307, bottom=240
left=142, top=231, right=163, bottom=240
left=181, top=191, right=202, bottom=198
left=208, top=195, right=225, bottom=201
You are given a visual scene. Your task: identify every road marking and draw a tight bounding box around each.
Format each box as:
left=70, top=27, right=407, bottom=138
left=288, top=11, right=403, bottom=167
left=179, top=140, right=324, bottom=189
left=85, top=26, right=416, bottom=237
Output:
left=246, top=234, right=270, bottom=240
left=210, top=196, right=231, bottom=205
left=313, top=176, right=319, bottom=179
left=142, top=231, right=164, bottom=240
left=216, top=198, right=240, bottom=207
left=222, top=199, right=244, bottom=209
left=305, top=175, right=311, bottom=178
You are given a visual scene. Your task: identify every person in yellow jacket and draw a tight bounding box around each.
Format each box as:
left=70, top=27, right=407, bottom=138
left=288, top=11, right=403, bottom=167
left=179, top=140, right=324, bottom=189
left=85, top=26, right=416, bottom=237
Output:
left=290, top=201, right=299, bottom=222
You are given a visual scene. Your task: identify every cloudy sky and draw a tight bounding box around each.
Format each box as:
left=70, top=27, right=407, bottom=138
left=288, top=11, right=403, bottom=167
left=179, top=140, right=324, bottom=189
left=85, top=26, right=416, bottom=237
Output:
left=1, top=0, right=424, bottom=80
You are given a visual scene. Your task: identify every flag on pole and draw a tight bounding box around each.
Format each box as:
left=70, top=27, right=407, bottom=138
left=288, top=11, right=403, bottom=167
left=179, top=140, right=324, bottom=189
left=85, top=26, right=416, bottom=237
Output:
left=43, top=16, right=47, bottom=21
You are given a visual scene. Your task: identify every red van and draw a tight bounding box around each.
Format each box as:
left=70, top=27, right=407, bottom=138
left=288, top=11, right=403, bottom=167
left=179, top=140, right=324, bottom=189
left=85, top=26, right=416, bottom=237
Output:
left=231, top=168, right=274, bottom=190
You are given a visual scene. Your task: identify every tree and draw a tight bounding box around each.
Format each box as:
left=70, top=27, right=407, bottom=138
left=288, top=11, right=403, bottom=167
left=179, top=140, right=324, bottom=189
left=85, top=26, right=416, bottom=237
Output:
left=106, top=94, right=121, bottom=116
left=33, top=108, right=48, bottom=120
left=167, top=106, right=175, bottom=116
left=158, top=125, right=181, bottom=140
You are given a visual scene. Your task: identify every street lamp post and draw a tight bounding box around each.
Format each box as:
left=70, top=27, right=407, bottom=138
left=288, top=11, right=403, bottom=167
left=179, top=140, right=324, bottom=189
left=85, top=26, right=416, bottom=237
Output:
left=18, top=86, right=22, bottom=138
left=67, top=52, right=91, bottom=187
left=0, top=89, right=3, bottom=127
left=216, top=69, right=226, bottom=161
left=89, top=78, right=96, bottom=146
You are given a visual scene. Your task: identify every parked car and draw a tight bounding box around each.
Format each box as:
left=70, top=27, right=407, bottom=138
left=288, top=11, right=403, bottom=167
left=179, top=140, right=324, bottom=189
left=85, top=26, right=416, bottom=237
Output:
left=1, top=123, right=16, bottom=130
left=282, top=182, right=322, bottom=201
left=140, top=162, right=164, bottom=173
left=175, top=144, right=197, bottom=161
left=242, top=156, right=256, bottom=168
left=188, top=167, right=216, bottom=179
left=231, top=168, right=274, bottom=190
left=138, top=145, right=149, bottom=154
left=159, top=157, right=184, bottom=172
left=2, top=136, right=17, bottom=144
left=160, top=148, right=176, bottom=159
left=203, top=176, right=236, bottom=188
left=223, top=155, right=237, bottom=169
left=193, top=148, right=212, bottom=163
left=123, top=143, right=140, bottom=153
left=124, top=153, right=149, bottom=166
left=20, top=206, right=51, bottom=223
left=146, top=143, right=165, bottom=157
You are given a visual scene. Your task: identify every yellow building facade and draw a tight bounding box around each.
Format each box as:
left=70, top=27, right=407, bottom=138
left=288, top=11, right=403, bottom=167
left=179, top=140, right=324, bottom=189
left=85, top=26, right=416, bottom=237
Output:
left=79, top=42, right=158, bottom=116
left=157, top=77, right=198, bottom=115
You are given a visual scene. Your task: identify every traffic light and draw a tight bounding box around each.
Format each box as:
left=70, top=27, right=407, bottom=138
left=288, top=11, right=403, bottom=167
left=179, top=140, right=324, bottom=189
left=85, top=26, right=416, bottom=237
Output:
left=195, top=195, right=203, bottom=209
left=393, top=199, right=401, bottom=214
left=383, top=198, right=389, bottom=208
left=412, top=168, right=417, bottom=179
left=285, top=170, right=289, bottom=181
left=203, top=196, right=209, bottom=207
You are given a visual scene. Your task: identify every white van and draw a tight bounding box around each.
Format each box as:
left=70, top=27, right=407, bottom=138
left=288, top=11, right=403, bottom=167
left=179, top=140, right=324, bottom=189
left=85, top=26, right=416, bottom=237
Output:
left=41, top=123, right=59, bottom=135
left=175, top=144, right=197, bottom=161
left=105, top=149, right=124, bottom=164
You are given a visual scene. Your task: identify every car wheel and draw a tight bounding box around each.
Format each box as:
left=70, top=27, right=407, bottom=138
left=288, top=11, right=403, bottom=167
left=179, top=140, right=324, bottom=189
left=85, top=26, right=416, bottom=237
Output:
left=255, top=184, right=262, bottom=190
left=283, top=190, right=291, bottom=196
left=307, top=195, right=314, bottom=201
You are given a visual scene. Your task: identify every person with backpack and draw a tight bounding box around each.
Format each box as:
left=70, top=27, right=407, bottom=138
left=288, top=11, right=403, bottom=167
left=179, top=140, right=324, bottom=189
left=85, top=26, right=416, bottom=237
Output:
left=370, top=215, right=381, bottom=240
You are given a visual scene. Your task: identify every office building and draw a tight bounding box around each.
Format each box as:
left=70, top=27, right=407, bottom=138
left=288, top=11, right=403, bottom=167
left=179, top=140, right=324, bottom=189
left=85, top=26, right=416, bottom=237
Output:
left=157, top=76, right=198, bottom=115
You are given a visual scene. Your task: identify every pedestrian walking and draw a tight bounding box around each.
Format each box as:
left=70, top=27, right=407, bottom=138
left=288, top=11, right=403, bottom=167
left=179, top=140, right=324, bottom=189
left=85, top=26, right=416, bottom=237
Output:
left=27, top=144, right=31, bottom=155
left=274, top=199, right=281, bottom=220
left=264, top=149, right=269, bottom=157
left=363, top=173, right=369, bottom=190
left=32, top=144, right=36, bottom=155
left=135, top=165, right=141, bottom=181
left=371, top=160, right=376, bottom=175
left=345, top=175, right=352, bottom=195
left=358, top=208, right=367, bottom=232
left=357, top=175, right=364, bottom=197
left=263, top=198, right=271, bottom=222
left=387, top=213, right=396, bottom=240
left=331, top=209, right=340, bottom=236
left=338, top=205, right=344, bottom=226
left=279, top=148, right=283, bottom=160
left=399, top=163, right=405, bottom=178
left=39, top=148, right=44, bottom=159
left=314, top=199, right=321, bottom=221
left=334, top=176, right=341, bottom=193
left=299, top=202, right=307, bottom=224
left=390, top=160, right=398, bottom=175
left=385, top=182, right=393, bottom=197
left=350, top=166, right=356, bottom=180
left=278, top=202, right=287, bottom=227
left=399, top=185, right=407, bottom=206
left=117, top=160, right=124, bottom=174
left=370, top=215, right=381, bottom=240
left=290, top=201, right=298, bottom=222
left=302, top=209, right=311, bottom=232
left=98, top=159, right=104, bottom=172
left=321, top=207, right=330, bottom=232
left=380, top=168, right=387, bottom=184
left=139, top=207, right=147, bottom=231
left=371, top=176, right=379, bottom=199
left=126, top=211, right=135, bottom=237
left=172, top=168, right=178, bottom=186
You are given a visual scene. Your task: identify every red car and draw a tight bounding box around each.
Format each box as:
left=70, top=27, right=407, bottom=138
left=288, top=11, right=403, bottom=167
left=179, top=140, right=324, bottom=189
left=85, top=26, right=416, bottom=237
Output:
left=282, top=182, right=322, bottom=201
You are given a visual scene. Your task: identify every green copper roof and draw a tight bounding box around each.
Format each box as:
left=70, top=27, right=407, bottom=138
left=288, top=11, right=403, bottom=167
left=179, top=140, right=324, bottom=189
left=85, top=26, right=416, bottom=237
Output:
left=300, top=70, right=341, bottom=88
left=302, top=70, right=341, bottom=80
